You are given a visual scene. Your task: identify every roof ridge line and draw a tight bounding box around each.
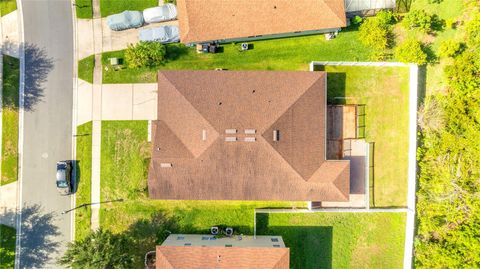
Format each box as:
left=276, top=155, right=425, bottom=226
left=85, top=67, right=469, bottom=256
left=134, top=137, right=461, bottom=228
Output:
left=159, top=72, right=221, bottom=134
left=156, top=247, right=175, bottom=268
left=262, top=73, right=325, bottom=134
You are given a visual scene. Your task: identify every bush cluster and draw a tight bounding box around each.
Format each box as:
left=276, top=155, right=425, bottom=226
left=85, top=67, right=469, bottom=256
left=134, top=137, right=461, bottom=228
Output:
left=125, top=41, right=166, bottom=69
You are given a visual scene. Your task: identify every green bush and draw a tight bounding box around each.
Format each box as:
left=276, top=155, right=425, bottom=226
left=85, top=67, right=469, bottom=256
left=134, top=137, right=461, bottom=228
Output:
left=465, top=11, right=480, bottom=48
left=58, top=229, right=136, bottom=268
left=351, top=15, right=363, bottom=25
left=394, top=39, right=428, bottom=64
left=402, top=10, right=434, bottom=33
left=438, top=40, right=462, bottom=58
left=375, top=10, right=396, bottom=26
left=125, top=41, right=166, bottom=69
left=359, top=18, right=389, bottom=51
left=164, top=0, right=176, bottom=3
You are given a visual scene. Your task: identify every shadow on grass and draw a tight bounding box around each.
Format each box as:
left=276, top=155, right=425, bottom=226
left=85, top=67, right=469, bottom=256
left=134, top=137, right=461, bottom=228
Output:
left=165, top=44, right=189, bottom=61
left=256, top=213, right=333, bottom=269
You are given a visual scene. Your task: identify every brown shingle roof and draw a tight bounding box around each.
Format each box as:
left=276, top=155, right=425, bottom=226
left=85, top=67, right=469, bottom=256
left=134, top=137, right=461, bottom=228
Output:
left=149, top=70, right=350, bottom=201
left=177, top=0, right=347, bottom=44
left=156, top=246, right=290, bottom=269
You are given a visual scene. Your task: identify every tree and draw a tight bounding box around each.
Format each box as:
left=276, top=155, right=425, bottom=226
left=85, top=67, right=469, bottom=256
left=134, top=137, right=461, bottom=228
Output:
left=465, top=11, right=480, bottom=48
left=402, top=10, right=433, bottom=33
left=394, top=39, right=428, bottom=64
left=58, top=229, right=135, bottom=268
left=358, top=11, right=395, bottom=59
left=125, top=41, right=166, bottom=69
left=359, top=18, right=389, bottom=51
left=438, top=40, right=462, bottom=58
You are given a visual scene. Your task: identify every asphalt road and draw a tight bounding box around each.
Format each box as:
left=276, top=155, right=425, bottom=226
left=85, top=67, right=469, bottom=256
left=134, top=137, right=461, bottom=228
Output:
left=17, top=0, right=73, bottom=268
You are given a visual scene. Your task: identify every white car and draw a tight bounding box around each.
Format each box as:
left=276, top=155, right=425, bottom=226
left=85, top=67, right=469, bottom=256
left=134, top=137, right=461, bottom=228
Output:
left=143, top=4, right=177, bottom=24
left=139, top=26, right=180, bottom=43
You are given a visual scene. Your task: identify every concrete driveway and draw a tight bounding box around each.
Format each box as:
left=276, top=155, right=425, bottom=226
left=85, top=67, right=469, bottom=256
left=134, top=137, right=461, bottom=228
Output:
left=77, top=80, right=158, bottom=125
left=77, top=18, right=178, bottom=60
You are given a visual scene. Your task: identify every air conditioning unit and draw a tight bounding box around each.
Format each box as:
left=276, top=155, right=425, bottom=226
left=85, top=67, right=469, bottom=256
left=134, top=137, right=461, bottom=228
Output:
left=211, top=226, right=219, bottom=235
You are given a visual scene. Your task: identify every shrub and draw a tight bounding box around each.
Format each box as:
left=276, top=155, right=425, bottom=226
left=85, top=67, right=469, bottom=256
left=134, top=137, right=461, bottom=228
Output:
left=58, top=229, right=136, bottom=268
left=465, top=12, right=480, bottom=48
left=394, top=39, right=428, bottom=64
left=164, top=0, right=176, bottom=4
left=402, top=10, right=433, bottom=33
left=359, top=18, right=389, bottom=51
left=125, top=41, right=166, bottom=69
left=438, top=40, right=462, bottom=58
left=351, top=15, right=363, bottom=25
left=375, top=10, right=396, bottom=26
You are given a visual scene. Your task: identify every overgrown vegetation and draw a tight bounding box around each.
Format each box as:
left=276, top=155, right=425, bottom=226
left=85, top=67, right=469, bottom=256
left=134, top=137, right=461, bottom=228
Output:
left=1, top=55, right=19, bottom=186
left=60, top=229, right=135, bottom=268
left=402, top=10, right=435, bottom=33
left=358, top=11, right=396, bottom=59
left=0, top=224, right=16, bottom=268
left=125, top=41, right=166, bottom=69
left=394, top=39, right=428, bottom=64
left=415, top=8, right=480, bottom=268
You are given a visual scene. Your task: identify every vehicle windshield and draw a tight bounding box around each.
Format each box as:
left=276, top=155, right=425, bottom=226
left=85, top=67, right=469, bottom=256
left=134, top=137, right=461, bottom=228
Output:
left=57, top=180, right=68, bottom=188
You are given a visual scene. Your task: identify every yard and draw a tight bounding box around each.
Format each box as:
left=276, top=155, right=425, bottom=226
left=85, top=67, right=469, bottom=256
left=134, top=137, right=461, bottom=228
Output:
left=0, top=224, right=16, bottom=269
left=318, top=65, right=410, bottom=207
left=78, top=26, right=373, bottom=83
left=76, top=120, right=408, bottom=268
left=0, top=0, right=16, bottom=17
left=1, top=55, right=19, bottom=186
left=75, top=122, right=92, bottom=240
left=100, top=0, right=158, bottom=17
left=75, top=0, right=93, bottom=19
left=257, top=212, right=406, bottom=269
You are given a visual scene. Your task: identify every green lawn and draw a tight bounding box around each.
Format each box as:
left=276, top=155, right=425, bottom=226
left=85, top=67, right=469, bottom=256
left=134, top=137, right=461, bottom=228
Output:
left=78, top=55, right=94, bottom=84
left=318, top=65, right=410, bottom=207
left=0, top=0, right=16, bottom=17
left=86, top=27, right=373, bottom=83
left=75, top=0, right=93, bottom=19
left=1, top=55, right=19, bottom=186
left=257, top=212, right=406, bottom=269
left=75, top=122, right=92, bottom=240
left=0, top=224, right=16, bottom=269
left=100, top=0, right=158, bottom=17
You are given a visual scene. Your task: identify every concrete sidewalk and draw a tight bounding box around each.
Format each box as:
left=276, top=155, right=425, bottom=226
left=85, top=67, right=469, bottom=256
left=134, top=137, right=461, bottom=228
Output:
left=0, top=10, right=20, bottom=57
left=0, top=182, right=17, bottom=227
left=77, top=80, right=157, bottom=125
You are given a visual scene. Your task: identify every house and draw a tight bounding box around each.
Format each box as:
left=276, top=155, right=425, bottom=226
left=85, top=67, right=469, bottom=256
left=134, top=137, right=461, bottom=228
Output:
left=156, top=234, right=289, bottom=269
left=148, top=70, right=350, bottom=202
left=176, top=0, right=347, bottom=45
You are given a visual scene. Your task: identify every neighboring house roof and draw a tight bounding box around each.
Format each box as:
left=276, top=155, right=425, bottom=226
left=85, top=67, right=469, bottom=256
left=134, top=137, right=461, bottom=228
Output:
left=149, top=70, right=350, bottom=201
left=176, top=0, right=347, bottom=44
left=156, top=246, right=290, bottom=269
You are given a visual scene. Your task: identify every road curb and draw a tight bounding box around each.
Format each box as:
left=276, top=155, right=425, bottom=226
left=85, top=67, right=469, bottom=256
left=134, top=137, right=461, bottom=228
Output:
left=14, top=0, right=25, bottom=267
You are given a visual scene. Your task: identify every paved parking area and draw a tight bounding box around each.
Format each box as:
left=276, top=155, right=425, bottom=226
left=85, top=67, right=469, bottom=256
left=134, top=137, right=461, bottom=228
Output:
left=77, top=80, right=157, bottom=125
left=76, top=18, right=178, bottom=60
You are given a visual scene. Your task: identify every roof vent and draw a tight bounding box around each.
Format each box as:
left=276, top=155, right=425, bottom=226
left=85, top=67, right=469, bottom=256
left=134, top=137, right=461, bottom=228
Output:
left=160, top=163, right=172, bottom=168
left=244, top=129, right=256, bottom=134
left=225, top=129, right=237, bottom=134
left=202, top=130, right=207, bottom=141
left=244, top=137, right=256, bottom=142
left=273, top=130, right=279, bottom=141
left=225, top=137, right=237, bottom=142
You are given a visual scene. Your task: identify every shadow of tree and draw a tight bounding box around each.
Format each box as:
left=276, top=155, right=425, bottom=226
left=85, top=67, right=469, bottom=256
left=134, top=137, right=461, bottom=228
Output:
left=23, top=43, right=54, bottom=111
left=16, top=204, right=60, bottom=268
